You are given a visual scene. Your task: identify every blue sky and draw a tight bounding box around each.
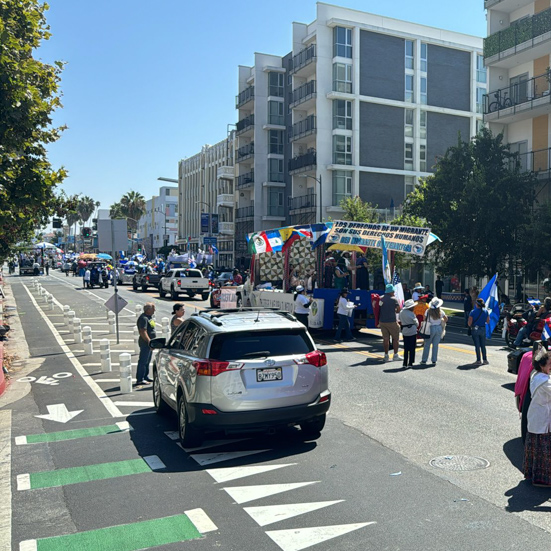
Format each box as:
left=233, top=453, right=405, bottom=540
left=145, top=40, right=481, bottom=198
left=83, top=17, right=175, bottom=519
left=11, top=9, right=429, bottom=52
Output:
left=41, top=0, right=487, bottom=211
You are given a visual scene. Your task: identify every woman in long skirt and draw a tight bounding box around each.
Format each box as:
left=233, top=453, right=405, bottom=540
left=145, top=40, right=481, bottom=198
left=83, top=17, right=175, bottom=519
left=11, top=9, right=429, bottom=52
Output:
left=524, top=348, right=551, bottom=487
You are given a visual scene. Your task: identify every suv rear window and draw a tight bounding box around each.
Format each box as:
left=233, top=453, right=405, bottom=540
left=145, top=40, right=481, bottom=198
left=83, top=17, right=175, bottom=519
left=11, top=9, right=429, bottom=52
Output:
left=209, top=329, right=314, bottom=361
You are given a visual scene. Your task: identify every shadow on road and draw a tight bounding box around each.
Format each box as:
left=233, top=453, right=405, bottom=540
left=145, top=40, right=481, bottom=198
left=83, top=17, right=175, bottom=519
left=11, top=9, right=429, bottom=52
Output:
left=505, top=479, right=551, bottom=513
left=501, top=382, right=516, bottom=393
left=503, top=437, right=524, bottom=472
left=456, top=362, right=481, bottom=370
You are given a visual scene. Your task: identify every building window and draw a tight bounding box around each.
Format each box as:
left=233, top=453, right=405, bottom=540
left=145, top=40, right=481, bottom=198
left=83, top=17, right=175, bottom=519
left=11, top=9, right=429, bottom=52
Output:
left=420, top=77, right=427, bottom=105
left=269, top=130, right=284, bottom=155
left=269, top=72, right=284, bottom=97
left=333, top=63, right=352, bottom=94
left=332, top=170, right=352, bottom=206
left=420, top=110, right=427, bottom=139
left=267, top=187, right=284, bottom=216
left=333, top=26, right=352, bottom=58
left=333, top=99, right=352, bottom=130
left=420, top=43, right=427, bottom=73
left=405, top=109, right=414, bottom=137
left=405, top=176, right=416, bottom=196
left=476, top=119, right=484, bottom=133
left=268, top=158, right=284, bottom=182
left=476, top=54, right=486, bottom=84
left=420, top=144, right=427, bottom=172
left=333, top=135, right=352, bottom=165
left=405, top=142, right=414, bottom=170
left=405, top=40, right=414, bottom=70
left=405, top=75, right=414, bottom=103
left=268, top=100, right=284, bottom=125
left=476, top=87, right=485, bottom=114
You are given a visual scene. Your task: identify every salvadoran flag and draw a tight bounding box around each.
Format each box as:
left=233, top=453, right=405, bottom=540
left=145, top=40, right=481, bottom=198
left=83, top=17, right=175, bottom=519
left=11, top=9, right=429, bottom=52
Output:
left=381, top=235, right=391, bottom=285
left=211, top=245, right=219, bottom=255
left=310, top=223, right=332, bottom=249
left=478, top=273, right=500, bottom=339
left=543, top=319, right=551, bottom=341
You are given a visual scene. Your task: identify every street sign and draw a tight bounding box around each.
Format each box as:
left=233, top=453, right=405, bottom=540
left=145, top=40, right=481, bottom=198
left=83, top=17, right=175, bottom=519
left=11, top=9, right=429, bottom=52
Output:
left=98, top=219, right=128, bottom=252
left=201, top=213, right=209, bottom=234
left=211, top=214, right=219, bottom=234
left=203, top=237, right=217, bottom=246
left=105, top=293, right=128, bottom=314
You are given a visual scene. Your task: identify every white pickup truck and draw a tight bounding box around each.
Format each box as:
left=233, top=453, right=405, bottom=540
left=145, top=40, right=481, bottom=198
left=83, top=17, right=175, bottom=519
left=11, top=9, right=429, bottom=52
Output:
left=158, top=268, right=210, bottom=301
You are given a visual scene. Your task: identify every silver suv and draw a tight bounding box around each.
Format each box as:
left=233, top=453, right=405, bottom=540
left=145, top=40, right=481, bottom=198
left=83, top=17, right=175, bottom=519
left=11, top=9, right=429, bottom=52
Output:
left=150, top=309, right=330, bottom=446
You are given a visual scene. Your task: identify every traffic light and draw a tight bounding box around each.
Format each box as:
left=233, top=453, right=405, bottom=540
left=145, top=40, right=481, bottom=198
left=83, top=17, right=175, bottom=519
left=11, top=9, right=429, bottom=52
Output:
left=137, top=245, right=142, bottom=252
left=83, top=227, right=92, bottom=238
left=52, top=218, right=62, bottom=229
left=92, top=218, right=98, bottom=231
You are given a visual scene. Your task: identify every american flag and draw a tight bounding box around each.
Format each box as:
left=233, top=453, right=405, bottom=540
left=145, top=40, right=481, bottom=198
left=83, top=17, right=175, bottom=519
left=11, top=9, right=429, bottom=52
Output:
left=393, top=269, right=405, bottom=307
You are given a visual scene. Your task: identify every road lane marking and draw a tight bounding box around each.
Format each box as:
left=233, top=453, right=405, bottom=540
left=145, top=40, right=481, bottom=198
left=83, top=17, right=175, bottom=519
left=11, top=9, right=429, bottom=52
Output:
left=21, top=284, right=123, bottom=418
left=0, top=411, right=12, bottom=551
left=207, top=464, right=296, bottom=483
left=244, top=500, right=344, bottom=527
left=16, top=422, right=132, bottom=445
left=113, top=401, right=154, bottom=407
left=190, top=449, right=269, bottom=467
left=223, top=482, right=319, bottom=504
left=184, top=508, right=218, bottom=533
left=16, top=456, right=163, bottom=490
left=19, top=512, right=203, bottom=551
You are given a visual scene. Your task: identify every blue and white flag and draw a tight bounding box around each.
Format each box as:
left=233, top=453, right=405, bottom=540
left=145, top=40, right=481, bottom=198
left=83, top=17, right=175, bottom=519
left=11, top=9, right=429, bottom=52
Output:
left=543, top=319, right=551, bottom=342
left=211, top=245, right=219, bottom=255
left=478, top=273, right=500, bottom=339
left=381, top=236, right=392, bottom=285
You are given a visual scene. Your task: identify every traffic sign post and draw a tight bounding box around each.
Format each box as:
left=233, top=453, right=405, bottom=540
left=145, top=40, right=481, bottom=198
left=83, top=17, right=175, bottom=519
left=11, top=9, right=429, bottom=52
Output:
left=203, top=237, right=217, bottom=246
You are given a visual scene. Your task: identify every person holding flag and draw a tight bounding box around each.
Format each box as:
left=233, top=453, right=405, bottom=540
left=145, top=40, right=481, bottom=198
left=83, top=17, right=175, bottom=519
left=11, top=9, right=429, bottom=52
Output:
left=468, top=298, right=491, bottom=366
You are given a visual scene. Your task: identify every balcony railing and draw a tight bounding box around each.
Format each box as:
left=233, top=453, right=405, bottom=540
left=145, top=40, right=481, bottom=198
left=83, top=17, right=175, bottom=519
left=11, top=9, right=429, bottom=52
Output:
left=236, top=85, right=255, bottom=108
left=290, top=80, right=316, bottom=108
left=515, top=147, right=551, bottom=175
left=483, top=71, right=550, bottom=116
left=484, top=7, right=551, bottom=58
left=236, top=206, right=254, bottom=219
left=290, top=115, right=316, bottom=141
left=237, top=170, right=254, bottom=189
left=236, top=114, right=254, bottom=135
left=290, top=44, right=316, bottom=75
left=237, top=142, right=254, bottom=161
left=288, top=194, right=316, bottom=211
left=289, top=149, right=317, bottom=173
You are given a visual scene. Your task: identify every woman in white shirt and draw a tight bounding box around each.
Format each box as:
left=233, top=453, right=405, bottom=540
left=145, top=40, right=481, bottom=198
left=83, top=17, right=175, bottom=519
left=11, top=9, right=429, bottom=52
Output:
left=334, top=288, right=355, bottom=343
left=524, top=348, right=551, bottom=487
left=293, top=285, right=311, bottom=328
left=420, top=297, right=448, bottom=365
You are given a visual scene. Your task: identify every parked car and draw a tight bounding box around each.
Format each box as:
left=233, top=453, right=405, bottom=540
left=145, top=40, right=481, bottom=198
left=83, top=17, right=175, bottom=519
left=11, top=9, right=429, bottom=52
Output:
left=159, top=268, right=210, bottom=301
left=214, top=271, right=233, bottom=286
left=150, top=308, right=330, bottom=446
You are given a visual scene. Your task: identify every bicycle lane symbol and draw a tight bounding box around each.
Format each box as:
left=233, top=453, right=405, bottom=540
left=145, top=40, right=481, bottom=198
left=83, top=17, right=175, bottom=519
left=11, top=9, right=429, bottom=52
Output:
left=16, top=372, right=73, bottom=386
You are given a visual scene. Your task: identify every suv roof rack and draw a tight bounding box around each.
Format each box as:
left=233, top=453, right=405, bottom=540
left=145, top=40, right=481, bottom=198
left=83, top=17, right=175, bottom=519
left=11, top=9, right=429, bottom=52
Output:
left=193, top=308, right=298, bottom=324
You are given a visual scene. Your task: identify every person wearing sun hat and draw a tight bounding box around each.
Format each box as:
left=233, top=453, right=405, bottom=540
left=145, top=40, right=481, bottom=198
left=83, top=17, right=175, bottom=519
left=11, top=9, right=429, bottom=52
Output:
left=412, top=282, right=424, bottom=301
left=379, top=283, right=402, bottom=362
left=399, top=299, right=419, bottom=367
left=420, top=297, right=448, bottom=365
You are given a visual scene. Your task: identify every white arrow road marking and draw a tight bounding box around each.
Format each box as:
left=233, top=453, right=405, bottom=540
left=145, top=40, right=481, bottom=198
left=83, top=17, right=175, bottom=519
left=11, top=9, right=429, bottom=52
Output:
left=207, top=463, right=297, bottom=484
left=223, top=482, right=319, bottom=505
left=244, top=500, right=344, bottom=527
left=266, top=522, right=376, bottom=551
left=190, top=449, right=269, bottom=467
left=34, top=404, right=83, bottom=423
left=34, top=376, right=59, bottom=386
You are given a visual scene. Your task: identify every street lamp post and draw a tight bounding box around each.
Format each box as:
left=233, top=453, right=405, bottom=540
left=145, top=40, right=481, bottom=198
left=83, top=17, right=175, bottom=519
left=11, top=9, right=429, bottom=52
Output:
left=298, top=174, right=322, bottom=222
left=196, top=200, right=216, bottom=268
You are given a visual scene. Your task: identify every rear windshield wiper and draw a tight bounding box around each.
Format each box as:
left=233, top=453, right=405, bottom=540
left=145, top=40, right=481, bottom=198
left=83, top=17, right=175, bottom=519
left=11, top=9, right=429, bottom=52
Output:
left=241, top=351, right=271, bottom=358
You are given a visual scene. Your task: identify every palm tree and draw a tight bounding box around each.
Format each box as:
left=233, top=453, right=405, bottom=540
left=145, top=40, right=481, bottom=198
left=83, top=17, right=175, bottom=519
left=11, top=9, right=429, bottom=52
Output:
left=110, top=201, right=124, bottom=219
left=77, top=196, right=97, bottom=225
left=119, top=191, right=146, bottom=232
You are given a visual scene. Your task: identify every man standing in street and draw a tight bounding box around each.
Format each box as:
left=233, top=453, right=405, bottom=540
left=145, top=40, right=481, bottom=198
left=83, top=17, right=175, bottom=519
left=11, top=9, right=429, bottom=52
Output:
left=44, top=259, right=50, bottom=275
left=136, top=302, right=156, bottom=386
left=379, top=283, right=402, bottom=362
left=435, top=276, right=444, bottom=299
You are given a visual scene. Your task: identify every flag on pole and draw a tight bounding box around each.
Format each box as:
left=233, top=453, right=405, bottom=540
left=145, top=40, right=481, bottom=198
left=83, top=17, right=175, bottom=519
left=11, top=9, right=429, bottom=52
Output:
left=543, top=318, right=551, bottom=342
left=211, top=245, right=219, bottom=255
left=392, top=269, right=405, bottom=308
left=477, top=273, right=500, bottom=338
left=381, top=236, right=392, bottom=285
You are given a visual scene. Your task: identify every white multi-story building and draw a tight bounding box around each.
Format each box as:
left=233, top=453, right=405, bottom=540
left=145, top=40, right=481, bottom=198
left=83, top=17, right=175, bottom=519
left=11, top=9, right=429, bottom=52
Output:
left=136, top=186, right=178, bottom=256
left=484, top=0, right=551, bottom=200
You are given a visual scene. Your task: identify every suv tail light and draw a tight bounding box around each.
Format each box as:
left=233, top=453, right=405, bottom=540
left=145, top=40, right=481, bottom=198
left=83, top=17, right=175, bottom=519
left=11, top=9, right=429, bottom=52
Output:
left=193, top=360, right=243, bottom=376
left=146, top=276, right=150, bottom=282
left=177, top=279, right=181, bottom=286
left=295, top=350, right=327, bottom=368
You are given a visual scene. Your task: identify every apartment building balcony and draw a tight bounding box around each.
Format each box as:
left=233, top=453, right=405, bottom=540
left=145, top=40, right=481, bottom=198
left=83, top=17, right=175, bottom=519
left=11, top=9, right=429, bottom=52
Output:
left=484, top=7, right=551, bottom=67
left=290, top=115, right=317, bottom=142
left=217, top=165, right=234, bottom=180
left=288, top=193, right=316, bottom=212
left=289, top=44, right=316, bottom=77
left=218, top=222, right=235, bottom=236
left=263, top=112, right=286, bottom=131
left=236, top=206, right=254, bottom=219
left=289, top=80, right=317, bottom=109
left=236, top=85, right=254, bottom=109
left=236, top=114, right=254, bottom=136
left=216, top=194, right=235, bottom=209
left=484, top=0, right=533, bottom=13
left=517, top=147, right=551, bottom=180
left=236, top=142, right=254, bottom=162
left=237, top=170, right=254, bottom=189
left=288, top=149, right=317, bottom=174
left=484, top=71, right=551, bottom=123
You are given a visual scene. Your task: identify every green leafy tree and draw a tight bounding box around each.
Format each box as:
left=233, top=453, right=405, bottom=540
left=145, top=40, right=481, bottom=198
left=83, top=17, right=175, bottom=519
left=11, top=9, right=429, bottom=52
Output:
left=0, top=0, right=67, bottom=257
left=403, top=128, right=537, bottom=278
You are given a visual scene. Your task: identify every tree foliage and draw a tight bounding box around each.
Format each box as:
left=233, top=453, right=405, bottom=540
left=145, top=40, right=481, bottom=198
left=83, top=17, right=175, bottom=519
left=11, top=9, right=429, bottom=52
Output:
left=111, top=191, right=146, bottom=232
left=0, top=0, right=68, bottom=257
left=402, top=128, right=537, bottom=278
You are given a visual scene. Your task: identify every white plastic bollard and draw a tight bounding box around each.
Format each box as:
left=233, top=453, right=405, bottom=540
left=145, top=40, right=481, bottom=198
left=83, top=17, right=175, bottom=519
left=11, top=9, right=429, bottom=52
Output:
left=162, top=317, right=170, bottom=340
left=119, top=353, right=133, bottom=393
left=135, top=304, right=142, bottom=319
left=100, top=339, right=111, bottom=372
left=67, top=310, right=75, bottom=331
left=31, top=279, right=37, bottom=288
left=83, top=326, right=93, bottom=355
left=73, top=318, right=82, bottom=344
left=48, top=294, right=54, bottom=311
left=133, top=326, right=140, bottom=353
left=43, top=291, right=49, bottom=304
left=108, top=311, right=116, bottom=334
left=63, top=305, right=70, bottom=325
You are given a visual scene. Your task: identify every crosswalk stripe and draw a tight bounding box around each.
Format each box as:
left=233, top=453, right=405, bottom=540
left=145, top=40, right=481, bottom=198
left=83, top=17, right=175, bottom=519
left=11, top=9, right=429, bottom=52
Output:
left=190, top=449, right=269, bottom=467
left=244, top=500, right=344, bottom=527
left=184, top=508, right=218, bottom=533
left=206, top=464, right=296, bottom=483
left=223, top=482, right=319, bottom=504
left=16, top=422, right=132, bottom=445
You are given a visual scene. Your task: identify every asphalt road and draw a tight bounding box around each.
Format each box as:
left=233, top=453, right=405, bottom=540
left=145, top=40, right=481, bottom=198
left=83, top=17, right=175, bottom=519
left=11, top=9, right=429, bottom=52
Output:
left=2, top=270, right=551, bottom=551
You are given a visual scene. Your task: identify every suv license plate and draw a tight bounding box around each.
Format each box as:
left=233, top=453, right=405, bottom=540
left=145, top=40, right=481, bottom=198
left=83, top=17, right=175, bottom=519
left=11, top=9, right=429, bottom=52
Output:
left=256, top=367, right=282, bottom=382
